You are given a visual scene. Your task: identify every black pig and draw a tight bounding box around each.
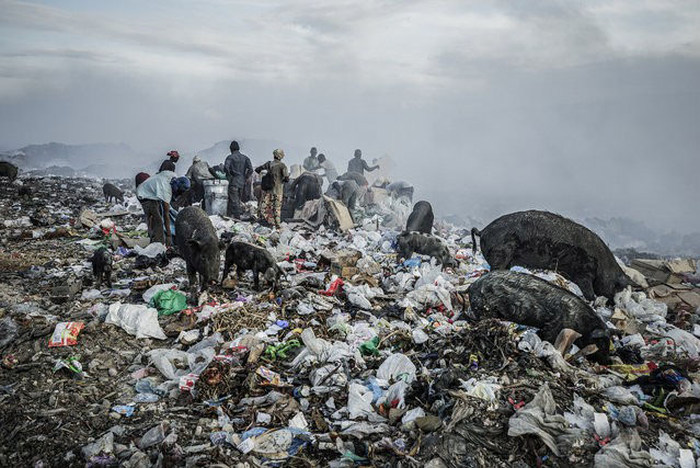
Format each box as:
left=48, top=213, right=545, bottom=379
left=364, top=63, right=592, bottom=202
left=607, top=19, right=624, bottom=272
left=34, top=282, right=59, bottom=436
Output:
left=175, top=206, right=220, bottom=291
left=91, top=247, right=113, bottom=288
left=396, top=232, right=454, bottom=267
left=103, top=183, right=125, bottom=204
left=471, top=210, right=630, bottom=300
left=405, top=200, right=434, bottom=234
left=223, top=241, right=282, bottom=290
left=469, top=270, right=612, bottom=363
left=0, top=161, right=18, bottom=182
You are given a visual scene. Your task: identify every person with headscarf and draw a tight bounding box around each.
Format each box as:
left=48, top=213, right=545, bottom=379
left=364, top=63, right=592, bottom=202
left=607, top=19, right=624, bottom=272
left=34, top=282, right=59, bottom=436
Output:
left=223, top=141, right=253, bottom=218
left=255, top=149, right=289, bottom=228
left=159, top=150, right=180, bottom=173
left=185, top=155, right=215, bottom=204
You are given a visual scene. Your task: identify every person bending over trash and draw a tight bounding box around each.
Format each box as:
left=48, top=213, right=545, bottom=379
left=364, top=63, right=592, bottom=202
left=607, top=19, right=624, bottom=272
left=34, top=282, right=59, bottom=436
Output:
left=223, top=141, right=253, bottom=219
left=185, top=155, right=216, bottom=205
left=256, top=149, right=289, bottom=228
left=347, top=149, right=379, bottom=176
left=136, top=170, right=190, bottom=247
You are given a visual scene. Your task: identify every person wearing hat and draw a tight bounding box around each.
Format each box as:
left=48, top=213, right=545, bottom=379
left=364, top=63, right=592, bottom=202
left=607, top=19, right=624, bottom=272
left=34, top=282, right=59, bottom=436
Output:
left=185, top=155, right=215, bottom=204
left=255, top=149, right=289, bottom=228
left=159, top=150, right=180, bottom=172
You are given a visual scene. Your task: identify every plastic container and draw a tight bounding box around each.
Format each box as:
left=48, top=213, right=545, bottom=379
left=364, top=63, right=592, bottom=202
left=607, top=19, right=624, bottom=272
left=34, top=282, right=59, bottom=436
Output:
left=203, top=179, right=229, bottom=216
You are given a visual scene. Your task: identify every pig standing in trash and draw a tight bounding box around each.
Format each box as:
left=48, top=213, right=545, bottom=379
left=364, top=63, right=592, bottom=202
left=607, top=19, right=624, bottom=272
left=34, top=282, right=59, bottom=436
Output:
left=175, top=206, right=220, bottom=291
left=471, top=210, right=630, bottom=300
left=91, top=247, right=113, bottom=288
left=405, top=200, right=434, bottom=234
left=396, top=232, right=454, bottom=267
left=102, top=183, right=125, bottom=204
left=0, top=161, right=18, bottom=182
left=468, top=270, right=613, bottom=363
left=223, top=241, right=282, bottom=290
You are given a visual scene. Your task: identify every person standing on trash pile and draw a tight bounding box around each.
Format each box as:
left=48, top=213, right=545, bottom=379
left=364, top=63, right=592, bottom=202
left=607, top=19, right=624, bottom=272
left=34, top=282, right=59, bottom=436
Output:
left=303, top=147, right=321, bottom=172
left=347, top=149, right=379, bottom=176
left=136, top=168, right=176, bottom=246
left=223, top=141, right=253, bottom=218
left=185, top=155, right=215, bottom=204
left=256, top=149, right=289, bottom=228
left=159, top=150, right=180, bottom=172
left=317, top=153, right=338, bottom=186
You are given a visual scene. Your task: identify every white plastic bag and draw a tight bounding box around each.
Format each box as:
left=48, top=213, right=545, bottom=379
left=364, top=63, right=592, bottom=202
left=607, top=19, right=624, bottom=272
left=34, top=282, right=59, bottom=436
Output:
left=134, top=242, right=166, bottom=259
left=105, top=302, right=166, bottom=340
left=348, top=383, right=375, bottom=420
left=377, top=353, right=416, bottom=383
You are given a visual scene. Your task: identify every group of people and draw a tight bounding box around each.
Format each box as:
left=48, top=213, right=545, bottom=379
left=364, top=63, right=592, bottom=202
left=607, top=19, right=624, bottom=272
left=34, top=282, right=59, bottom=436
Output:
left=133, top=143, right=382, bottom=245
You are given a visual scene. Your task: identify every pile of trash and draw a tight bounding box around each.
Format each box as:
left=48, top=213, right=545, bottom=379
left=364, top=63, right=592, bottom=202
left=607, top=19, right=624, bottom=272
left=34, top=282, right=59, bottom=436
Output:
left=1, top=175, right=700, bottom=467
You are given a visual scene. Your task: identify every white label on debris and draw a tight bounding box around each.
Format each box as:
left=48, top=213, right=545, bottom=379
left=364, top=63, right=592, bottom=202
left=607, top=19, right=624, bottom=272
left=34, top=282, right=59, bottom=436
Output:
left=237, top=438, right=255, bottom=454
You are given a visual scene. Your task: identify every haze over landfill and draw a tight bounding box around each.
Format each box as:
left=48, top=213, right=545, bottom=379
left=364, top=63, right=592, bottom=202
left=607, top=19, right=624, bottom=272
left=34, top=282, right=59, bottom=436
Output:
left=1, top=0, right=699, bottom=234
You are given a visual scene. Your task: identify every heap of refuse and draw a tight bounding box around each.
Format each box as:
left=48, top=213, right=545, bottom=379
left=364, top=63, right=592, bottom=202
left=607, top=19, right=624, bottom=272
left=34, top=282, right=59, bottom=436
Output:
left=1, top=174, right=700, bottom=467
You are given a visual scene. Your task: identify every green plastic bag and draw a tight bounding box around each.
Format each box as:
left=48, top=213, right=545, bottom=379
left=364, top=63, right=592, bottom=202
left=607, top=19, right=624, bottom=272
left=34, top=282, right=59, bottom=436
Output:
left=149, top=289, right=187, bottom=316
left=359, top=336, right=380, bottom=356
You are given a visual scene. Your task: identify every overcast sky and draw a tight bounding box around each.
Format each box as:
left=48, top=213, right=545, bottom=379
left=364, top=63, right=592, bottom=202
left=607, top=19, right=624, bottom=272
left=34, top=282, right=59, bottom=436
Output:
left=1, top=0, right=698, bottom=231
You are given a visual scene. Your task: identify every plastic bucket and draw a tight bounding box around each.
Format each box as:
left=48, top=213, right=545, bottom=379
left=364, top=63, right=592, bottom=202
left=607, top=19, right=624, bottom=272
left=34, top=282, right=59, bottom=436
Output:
left=203, top=179, right=229, bottom=216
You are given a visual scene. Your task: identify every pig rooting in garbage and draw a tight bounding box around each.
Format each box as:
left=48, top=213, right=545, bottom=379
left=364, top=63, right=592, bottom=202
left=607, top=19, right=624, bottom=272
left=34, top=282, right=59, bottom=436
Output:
left=405, top=200, right=434, bottom=234
left=471, top=210, right=631, bottom=300
left=396, top=232, right=454, bottom=267
left=0, top=161, right=18, bottom=182
left=102, top=182, right=125, bottom=204
left=91, top=247, right=113, bottom=289
left=468, top=270, right=612, bottom=363
left=223, top=241, right=282, bottom=291
left=175, top=206, right=220, bottom=291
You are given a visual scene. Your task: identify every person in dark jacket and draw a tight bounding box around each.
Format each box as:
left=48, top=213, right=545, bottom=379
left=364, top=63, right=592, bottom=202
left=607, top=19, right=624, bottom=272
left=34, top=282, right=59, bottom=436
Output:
left=223, top=141, right=253, bottom=218
left=347, top=149, right=379, bottom=176
left=159, top=150, right=180, bottom=172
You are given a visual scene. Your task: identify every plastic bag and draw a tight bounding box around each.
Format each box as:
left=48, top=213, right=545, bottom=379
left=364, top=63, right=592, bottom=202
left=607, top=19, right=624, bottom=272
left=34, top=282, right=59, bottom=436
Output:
left=460, top=377, right=501, bottom=401
left=507, top=383, right=567, bottom=456
left=348, top=383, right=376, bottom=420
left=142, top=283, right=176, bottom=303
left=149, top=289, right=187, bottom=316
left=134, top=242, right=166, bottom=259
left=105, top=302, right=166, bottom=340
left=48, top=322, right=85, bottom=347
left=594, top=429, right=654, bottom=467
left=377, top=353, right=416, bottom=384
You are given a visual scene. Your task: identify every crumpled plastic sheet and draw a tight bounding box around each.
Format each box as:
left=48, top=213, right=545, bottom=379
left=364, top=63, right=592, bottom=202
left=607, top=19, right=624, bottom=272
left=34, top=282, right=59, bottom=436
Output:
left=105, top=302, right=166, bottom=340
left=507, top=383, right=568, bottom=456
left=133, top=242, right=166, bottom=259
left=594, top=428, right=654, bottom=467
left=291, top=328, right=356, bottom=367
left=399, top=283, right=453, bottom=312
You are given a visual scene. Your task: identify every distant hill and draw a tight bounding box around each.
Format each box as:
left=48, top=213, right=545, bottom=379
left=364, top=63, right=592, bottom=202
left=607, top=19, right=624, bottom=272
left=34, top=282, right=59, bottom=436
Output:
left=0, top=142, right=142, bottom=178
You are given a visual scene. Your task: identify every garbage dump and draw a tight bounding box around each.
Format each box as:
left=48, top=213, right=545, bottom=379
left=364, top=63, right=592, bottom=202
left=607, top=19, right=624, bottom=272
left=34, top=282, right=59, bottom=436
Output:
left=2, top=174, right=700, bottom=467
